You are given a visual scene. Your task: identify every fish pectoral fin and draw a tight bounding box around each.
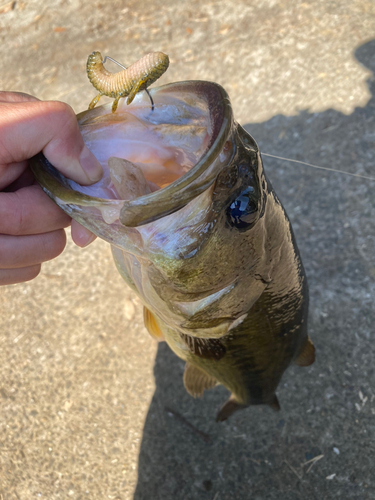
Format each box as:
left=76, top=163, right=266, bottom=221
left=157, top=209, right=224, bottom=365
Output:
left=216, top=396, right=245, bottom=422
left=295, top=336, right=315, bottom=367
left=183, top=362, right=218, bottom=398
left=268, top=394, right=281, bottom=412
left=127, top=78, right=148, bottom=105
left=143, top=307, right=165, bottom=341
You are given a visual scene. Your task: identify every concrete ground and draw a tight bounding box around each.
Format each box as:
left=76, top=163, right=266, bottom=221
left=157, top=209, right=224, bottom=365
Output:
left=1, top=1, right=374, bottom=499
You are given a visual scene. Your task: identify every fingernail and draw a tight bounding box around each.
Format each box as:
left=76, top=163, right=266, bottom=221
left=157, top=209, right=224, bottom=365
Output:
left=72, top=223, right=97, bottom=247
left=79, top=146, right=103, bottom=183
left=80, top=231, right=97, bottom=247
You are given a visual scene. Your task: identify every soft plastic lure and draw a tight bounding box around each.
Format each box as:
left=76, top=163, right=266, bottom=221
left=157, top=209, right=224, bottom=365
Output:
left=86, top=51, right=169, bottom=113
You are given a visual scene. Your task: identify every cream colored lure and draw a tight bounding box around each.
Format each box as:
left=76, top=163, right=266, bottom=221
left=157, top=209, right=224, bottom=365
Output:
left=86, top=51, right=169, bottom=113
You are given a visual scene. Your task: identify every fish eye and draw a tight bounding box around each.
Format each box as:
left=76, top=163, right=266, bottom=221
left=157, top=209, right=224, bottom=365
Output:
left=226, top=186, right=259, bottom=230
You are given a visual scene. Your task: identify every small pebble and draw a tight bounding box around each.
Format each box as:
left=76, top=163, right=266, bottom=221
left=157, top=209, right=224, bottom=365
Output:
left=333, top=447, right=340, bottom=455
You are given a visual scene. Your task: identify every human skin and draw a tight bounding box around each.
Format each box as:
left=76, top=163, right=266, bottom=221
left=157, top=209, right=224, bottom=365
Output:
left=0, top=91, right=103, bottom=285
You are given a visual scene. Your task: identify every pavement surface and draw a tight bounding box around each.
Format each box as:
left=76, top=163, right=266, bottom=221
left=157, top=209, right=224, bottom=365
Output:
left=0, top=1, right=374, bottom=499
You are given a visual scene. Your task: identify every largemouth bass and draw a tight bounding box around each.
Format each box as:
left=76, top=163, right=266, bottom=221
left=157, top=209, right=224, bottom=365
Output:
left=31, top=81, right=315, bottom=421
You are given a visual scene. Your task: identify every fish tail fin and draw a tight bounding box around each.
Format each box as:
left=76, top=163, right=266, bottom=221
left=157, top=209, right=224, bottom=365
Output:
left=295, top=336, right=315, bottom=367
left=183, top=362, right=218, bottom=398
left=216, top=396, right=245, bottom=422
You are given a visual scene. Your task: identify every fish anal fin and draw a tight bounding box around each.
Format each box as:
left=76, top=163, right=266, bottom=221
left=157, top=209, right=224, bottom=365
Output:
left=268, top=394, right=281, bottom=412
left=216, top=396, right=245, bottom=422
left=143, top=307, right=164, bottom=341
left=295, top=336, right=315, bottom=367
left=183, top=362, right=217, bottom=398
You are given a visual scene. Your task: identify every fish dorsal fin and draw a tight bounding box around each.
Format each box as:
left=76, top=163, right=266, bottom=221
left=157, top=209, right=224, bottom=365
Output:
left=183, top=362, right=218, bottom=398
left=268, top=394, right=281, bottom=412
left=143, top=307, right=164, bottom=341
left=295, top=336, right=315, bottom=367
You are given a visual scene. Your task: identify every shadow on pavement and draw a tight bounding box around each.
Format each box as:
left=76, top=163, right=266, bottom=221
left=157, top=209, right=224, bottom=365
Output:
left=133, top=41, right=375, bottom=500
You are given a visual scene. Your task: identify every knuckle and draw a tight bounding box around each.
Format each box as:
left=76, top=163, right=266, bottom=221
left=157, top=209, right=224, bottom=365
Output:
left=54, top=229, right=67, bottom=256
left=44, top=100, right=74, bottom=118
left=43, top=101, right=82, bottom=158
left=44, top=101, right=77, bottom=132
left=7, top=192, right=27, bottom=236
left=14, top=201, right=25, bottom=236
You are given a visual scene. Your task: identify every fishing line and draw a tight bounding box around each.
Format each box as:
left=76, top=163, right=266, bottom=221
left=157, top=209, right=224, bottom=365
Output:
left=262, top=153, right=375, bottom=182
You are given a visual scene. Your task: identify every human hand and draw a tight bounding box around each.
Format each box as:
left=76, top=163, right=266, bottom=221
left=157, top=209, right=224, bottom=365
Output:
left=0, top=91, right=103, bottom=285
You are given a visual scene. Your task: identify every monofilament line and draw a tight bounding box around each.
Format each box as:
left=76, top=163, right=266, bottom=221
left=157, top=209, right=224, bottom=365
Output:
left=262, top=153, right=375, bottom=182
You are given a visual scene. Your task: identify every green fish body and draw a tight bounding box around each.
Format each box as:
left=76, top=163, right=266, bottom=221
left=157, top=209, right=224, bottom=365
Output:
left=31, top=81, right=314, bottom=421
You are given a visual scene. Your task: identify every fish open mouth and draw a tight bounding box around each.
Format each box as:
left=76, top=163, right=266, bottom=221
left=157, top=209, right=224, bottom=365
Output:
left=31, top=81, right=234, bottom=232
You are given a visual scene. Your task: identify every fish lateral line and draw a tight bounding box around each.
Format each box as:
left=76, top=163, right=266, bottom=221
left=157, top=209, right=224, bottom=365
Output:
left=262, top=152, right=375, bottom=182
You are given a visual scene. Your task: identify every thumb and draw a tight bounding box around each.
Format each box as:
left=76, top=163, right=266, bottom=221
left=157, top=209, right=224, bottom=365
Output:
left=0, top=99, right=103, bottom=185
